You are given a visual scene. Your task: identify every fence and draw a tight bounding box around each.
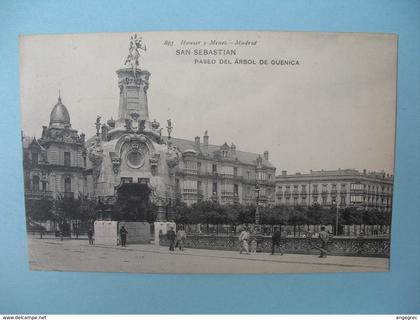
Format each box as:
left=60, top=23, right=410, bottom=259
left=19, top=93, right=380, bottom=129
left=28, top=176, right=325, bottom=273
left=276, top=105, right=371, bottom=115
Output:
left=159, top=234, right=390, bottom=257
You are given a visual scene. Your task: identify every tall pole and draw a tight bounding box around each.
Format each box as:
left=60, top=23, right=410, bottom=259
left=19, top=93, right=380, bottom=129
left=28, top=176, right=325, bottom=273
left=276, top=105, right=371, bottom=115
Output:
left=255, top=184, right=260, bottom=227
left=334, top=201, right=339, bottom=236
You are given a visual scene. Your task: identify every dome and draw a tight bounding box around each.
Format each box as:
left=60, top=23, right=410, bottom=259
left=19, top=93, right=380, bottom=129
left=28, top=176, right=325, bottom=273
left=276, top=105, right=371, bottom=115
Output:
left=49, top=95, right=71, bottom=128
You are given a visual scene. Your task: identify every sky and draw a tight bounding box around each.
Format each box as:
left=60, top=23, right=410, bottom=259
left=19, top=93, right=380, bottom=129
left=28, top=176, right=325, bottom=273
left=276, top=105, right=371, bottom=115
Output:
left=20, top=31, right=397, bottom=174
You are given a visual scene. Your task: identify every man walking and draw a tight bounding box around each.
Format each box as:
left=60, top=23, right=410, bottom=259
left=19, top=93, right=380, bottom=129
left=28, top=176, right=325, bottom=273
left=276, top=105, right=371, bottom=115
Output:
left=167, top=226, right=176, bottom=251
left=318, top=226, right=329, bottom=258
left=176, top=226, right=187, bottom=251
left=119, top=225, right=128, bottom=247
left=239, top=227, right=250, bottom=254
left=271, top=227, right=284, bottom=255
left=87, top=227, right=94, bottom=245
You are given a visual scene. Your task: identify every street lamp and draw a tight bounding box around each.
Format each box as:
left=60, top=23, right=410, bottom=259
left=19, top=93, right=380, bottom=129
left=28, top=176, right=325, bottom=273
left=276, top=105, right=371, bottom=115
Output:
left=332, top=199, right=339, bottom=236
left=254, top=184, right=260, bottom=227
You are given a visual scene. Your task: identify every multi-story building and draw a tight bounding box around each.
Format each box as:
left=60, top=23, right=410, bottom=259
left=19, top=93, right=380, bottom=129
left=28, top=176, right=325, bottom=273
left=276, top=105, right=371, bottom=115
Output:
left=275, top=169, right=393, bottom=212
left=22, top=95, right=87, bottom=202
left=172, top=136, right=276, bottom=206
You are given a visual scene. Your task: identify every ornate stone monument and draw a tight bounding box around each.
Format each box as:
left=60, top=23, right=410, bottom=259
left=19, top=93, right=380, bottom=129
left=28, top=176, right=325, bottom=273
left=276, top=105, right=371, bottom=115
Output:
left=89, top=34, right=180, bottom=244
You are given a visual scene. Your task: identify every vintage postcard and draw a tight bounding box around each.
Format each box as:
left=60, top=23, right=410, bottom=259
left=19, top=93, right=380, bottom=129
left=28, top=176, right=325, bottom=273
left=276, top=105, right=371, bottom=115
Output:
left=20, top=31, right=397, bottom=273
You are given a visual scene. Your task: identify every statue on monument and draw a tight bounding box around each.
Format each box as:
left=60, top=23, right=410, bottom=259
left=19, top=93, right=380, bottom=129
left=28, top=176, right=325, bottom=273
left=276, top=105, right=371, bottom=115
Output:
left=124, top=34, right=147, bottom=77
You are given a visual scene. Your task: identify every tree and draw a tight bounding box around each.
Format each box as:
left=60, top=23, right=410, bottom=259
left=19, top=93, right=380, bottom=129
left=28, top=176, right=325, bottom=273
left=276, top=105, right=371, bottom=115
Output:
left=25, top=198, right=53, bottom=222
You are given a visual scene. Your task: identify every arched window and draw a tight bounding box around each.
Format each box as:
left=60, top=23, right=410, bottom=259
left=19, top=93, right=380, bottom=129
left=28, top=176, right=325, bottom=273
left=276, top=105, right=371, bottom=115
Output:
left=64, top=177, right=71, bottom=193
left=32, top=175, right=40, bottom=191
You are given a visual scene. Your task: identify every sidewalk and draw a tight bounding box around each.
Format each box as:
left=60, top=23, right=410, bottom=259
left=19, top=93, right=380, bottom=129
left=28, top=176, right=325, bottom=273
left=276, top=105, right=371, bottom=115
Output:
left=28, top=238, right=389, bottom=274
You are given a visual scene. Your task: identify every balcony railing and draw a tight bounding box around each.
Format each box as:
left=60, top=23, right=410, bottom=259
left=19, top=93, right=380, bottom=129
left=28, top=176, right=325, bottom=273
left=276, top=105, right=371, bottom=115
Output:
left=183, top=169, right=199, bottom=175
left=63, top=192, right=74, bottom=199
left=25, top=190, right=53, bottom=199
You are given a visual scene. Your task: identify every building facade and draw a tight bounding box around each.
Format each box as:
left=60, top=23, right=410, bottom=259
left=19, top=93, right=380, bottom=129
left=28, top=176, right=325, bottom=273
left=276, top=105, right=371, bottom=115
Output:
left=275, top=169, right=393, bottom=212
left=22, top=95, right=87, bottom=202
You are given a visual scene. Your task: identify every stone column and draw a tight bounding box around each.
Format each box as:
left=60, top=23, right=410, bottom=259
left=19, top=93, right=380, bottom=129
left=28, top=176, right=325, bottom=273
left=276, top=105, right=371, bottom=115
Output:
left=116, top=68, right=151, bottom=122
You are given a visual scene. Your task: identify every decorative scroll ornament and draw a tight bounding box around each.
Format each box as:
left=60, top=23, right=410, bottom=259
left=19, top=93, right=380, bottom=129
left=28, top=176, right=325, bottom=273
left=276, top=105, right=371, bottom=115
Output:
left=124, top=112, right=146, bottom=134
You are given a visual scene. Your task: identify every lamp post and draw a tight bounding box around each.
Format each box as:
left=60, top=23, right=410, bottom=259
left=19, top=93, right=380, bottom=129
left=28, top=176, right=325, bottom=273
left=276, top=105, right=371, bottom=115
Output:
left=254, top=184, right=260, bottom=227
left=332, top=199, right=339, bottom=236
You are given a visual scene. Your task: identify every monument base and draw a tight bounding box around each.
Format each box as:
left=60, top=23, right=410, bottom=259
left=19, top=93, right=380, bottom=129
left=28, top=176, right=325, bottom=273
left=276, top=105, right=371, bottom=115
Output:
left=94, top=221, right=151, bottom=245
left=154, top=221, right=176, bottom=245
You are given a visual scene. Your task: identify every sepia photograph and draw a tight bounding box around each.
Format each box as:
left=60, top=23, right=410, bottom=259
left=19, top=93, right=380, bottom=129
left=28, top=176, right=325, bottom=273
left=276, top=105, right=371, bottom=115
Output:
left=20, top=31, right=397, bottom=274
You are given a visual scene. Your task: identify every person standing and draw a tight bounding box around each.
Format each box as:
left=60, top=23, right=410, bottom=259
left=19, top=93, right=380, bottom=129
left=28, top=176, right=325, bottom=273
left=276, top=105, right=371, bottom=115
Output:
left=239, top=228, right=250, bottom=254
left=176, top=226, right=187, bottom=251
left=271, top=227, right=284, bottom=255
left=119, top=225, right=128, bottom=247
left=87, top=227, right=94, bottom=245
left=318, top=226, right=329, bottom=258
left=250, top=233, right=257, bottom=254
left=167, top=226, right=176, bottom=251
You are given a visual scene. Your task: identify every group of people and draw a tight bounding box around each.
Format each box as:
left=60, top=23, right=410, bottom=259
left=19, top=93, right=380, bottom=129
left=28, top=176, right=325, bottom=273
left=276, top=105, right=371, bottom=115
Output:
left=166, top=226, right=187, bottom=251
left=238, top=226, right=330, bottom=258
left=89, top=224, right=331, bottom=258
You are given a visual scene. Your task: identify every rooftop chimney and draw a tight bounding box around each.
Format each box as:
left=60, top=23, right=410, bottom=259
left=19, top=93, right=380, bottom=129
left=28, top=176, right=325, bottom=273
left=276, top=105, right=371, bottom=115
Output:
left=363, top=169, right=366, bottom=175
left=230, top=143, right=236, bottom=156
left=195, top=136, right=200, bottom=147
left=263, top=150, right=269, bottom=161
left=282, top=170, right=287, bottom=176
left=203, top=130, right=209, bottom=150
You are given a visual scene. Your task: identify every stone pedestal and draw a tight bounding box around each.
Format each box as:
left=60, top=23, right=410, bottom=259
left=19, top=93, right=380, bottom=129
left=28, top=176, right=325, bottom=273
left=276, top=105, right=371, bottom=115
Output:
left=154, top=221, right=176, bottom=245
left=94, top=220, right=119, bottom=245
left=94, top=220, right=151, bottom=245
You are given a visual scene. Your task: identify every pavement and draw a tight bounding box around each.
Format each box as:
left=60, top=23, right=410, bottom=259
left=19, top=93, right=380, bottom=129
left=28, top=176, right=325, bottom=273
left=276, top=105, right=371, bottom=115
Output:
left=27, top=237, right=389, bottom=274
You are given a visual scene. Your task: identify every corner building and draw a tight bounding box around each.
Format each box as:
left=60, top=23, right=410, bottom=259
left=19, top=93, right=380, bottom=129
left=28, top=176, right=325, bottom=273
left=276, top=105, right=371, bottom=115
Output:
left=275, top=169, right=393, bottom=212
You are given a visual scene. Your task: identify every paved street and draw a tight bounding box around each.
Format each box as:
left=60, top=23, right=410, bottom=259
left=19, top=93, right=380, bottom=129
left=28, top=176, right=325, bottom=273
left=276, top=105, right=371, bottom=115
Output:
left=27, top=237, right=389, bottom=274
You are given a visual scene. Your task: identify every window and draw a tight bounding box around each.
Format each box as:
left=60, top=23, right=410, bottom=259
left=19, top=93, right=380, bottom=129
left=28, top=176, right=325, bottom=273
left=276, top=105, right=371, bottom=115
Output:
left=332, top=184, right=337, bottom=190
left=31, top=152, right=38, bottom=165
left=322, top=184, right=328, bottom=192
left=322, top=197, right=327, bottom=205
left=64, top=177, right=71, bottom=193
left=32, top=175, right=40, bottom=191
left=340, top=195, right=346, bottom=205
left=64, top=152, right=71, bottom=167
left=268, top=174, right=272, bottom=181
left=351, top=183, right=363, bottom=191
left=83, top=156, right=87, bottom=168
left=197, top=180, right=202, bottom=191
left=350, top=195, right=363, bottom=203
left=247, top=171, right=250, bottom=181
left=42, top=181, right=47, bottom=191
left=121, top=177, right=133, bottom=184
left=212, top=182, right=217, bottom=194
left=197, top=162, right=201, bottom=172
left=212, top=164, right=217, bottom=174
left=234, top=184, right=238, bottom=195
left=233, top=167, right=238, bottom=177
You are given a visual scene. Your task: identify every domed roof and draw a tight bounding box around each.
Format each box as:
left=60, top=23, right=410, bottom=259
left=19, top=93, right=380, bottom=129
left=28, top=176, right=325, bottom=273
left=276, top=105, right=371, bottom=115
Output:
left=49, top=95, right=71, bottom=128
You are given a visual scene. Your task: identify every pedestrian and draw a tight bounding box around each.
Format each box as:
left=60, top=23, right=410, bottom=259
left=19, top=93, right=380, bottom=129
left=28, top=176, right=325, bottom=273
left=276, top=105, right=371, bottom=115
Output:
left=87, top=227, right=94, bottom=245
left=176, top=226, right=187, bottom=251
left=318, top=226, right=329, bottom=258
left=119, top=225, right=128, bottom=247
left=271, top=227, right=284, bottom=255
left=250, top=234, right=257, bottom=254
left=239, top=227, right=250, bottom=254
left=167, top=226, right=176, bottom=251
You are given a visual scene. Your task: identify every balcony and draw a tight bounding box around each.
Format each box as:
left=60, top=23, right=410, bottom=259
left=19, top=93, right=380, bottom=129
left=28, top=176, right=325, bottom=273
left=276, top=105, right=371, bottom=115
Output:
left=63, top=192, right=74, bottom=199
left=182, top=189, right=203, bottom=200
left=25, top=190, right=53, bottom=199
left=183, top=169, right=198, bottom=176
